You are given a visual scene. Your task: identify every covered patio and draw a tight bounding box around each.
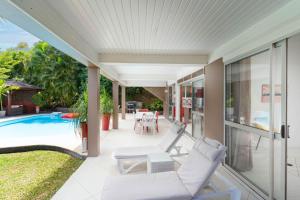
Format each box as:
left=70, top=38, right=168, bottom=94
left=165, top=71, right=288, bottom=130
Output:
left=52, top=114, right=253, bottom=200
left=1, top=0, right=300, bottom=199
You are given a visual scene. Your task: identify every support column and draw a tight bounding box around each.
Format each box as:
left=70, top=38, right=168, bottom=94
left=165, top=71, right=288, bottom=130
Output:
left=7, top=92, right=12, bottom=116
left=112, top=81, right=119, bottom=129
left=87, top=65, right=100, bottom=157
left=175, top=83, right=180, bottom=121
left=121, top=86, right=126, bottom=119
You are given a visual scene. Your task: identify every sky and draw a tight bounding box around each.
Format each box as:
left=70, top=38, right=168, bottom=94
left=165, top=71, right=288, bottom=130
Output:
left=0, top=20, right=40, bottom=50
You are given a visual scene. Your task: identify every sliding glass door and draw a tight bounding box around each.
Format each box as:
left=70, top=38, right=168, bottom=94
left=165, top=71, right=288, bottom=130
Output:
left=225, top=41, right=288, bottom=199
left=192, top=79, right=204, bottom=138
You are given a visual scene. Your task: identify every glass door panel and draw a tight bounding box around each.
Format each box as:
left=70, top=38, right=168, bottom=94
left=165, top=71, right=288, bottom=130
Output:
left=192, top=79, right=204, bottom=138
left=272, top=41, right=287, bottom=200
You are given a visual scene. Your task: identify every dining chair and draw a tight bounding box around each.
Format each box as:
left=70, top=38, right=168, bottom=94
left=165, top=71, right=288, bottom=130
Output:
left=142, top=114, right=155, bottom=134
left=154, top=111, right=159, bottom=133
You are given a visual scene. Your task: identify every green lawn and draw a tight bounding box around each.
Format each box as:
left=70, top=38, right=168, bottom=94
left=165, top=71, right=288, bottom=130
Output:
left=0, top=151, right=83, bottom=200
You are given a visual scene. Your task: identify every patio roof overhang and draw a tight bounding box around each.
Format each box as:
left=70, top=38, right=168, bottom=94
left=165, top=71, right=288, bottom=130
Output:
left=1, top=0, right=300, bottom=87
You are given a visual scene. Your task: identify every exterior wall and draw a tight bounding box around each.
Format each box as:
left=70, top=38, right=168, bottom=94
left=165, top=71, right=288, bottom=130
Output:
left=143, top=87, right=165, bottom=101
left=204, top=58, right=224, bottom=143
left=3, top=90, right=38, bottom=114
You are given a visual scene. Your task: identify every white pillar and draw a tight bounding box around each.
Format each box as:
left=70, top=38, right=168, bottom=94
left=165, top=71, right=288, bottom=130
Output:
left=121, top=86, right=126, bottom=119
left=87, top=65, right=100, bottom=157
left=112, top=81, right=119, bottom=129
left=175, top=83, right=180, bottom=121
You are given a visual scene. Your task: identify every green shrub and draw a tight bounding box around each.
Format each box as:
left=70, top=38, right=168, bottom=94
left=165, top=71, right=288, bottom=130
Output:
left=32, top=92, right=45, bottom=107
left=144, top=99, right=163, bottom=111
left=100, top=90, right=113, bottom=115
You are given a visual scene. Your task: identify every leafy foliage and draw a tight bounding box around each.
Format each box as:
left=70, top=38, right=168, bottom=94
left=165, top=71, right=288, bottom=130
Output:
left=100, top=90, right=113, bottom=114
left=24, top=42, right=87, bottom=108
left=71, top=90, right=88, bottom=123
left=0, top=50, right=30, bottom=80
left=144, top=99, right=163, bottom=111
left=31, top=92, right=45, bottom=107
left=126, top=87, right=144, bottom=101
left=226, top=97, right=234, bottom=107
left=0, top=78, right=19, bottom=111
left=100, top=76, right=112, bottom=96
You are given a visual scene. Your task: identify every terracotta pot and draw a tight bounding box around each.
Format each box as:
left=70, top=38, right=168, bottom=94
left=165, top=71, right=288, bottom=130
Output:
left=80, top=122, right=88, bottom=138
left=102, top=114, right=111, bottom=131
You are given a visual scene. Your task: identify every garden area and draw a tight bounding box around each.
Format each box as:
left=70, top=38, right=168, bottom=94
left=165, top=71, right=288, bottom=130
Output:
left=0, top=41, right=163, bottom=200
left=0, top=41, right=163, bottom=116
left=0, top=151, right=83, bottom=200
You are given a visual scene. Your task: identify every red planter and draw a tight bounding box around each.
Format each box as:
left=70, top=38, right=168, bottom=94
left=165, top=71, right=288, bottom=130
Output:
left=80, top=122, right=88, bottom=138
left=102, top=114, right=111, bottom=131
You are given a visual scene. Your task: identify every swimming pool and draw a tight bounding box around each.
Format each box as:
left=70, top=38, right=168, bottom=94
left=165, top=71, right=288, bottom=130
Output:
left=0, top=114, right=81, bottom=149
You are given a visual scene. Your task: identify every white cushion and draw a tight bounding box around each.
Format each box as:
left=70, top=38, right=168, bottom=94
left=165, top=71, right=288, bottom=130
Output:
left=158, top=123, right=183, bottom=152
left=197, top=141, right=222, bottom=161
left=113, top=146, right=162, bottom=159
left=102, top=171, right=192, bottom=200
left=177, top=138, right=226, bottom=196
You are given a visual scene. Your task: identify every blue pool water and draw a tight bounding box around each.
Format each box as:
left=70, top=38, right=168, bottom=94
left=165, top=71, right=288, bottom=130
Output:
left=0, top=114, right=76, bottom=140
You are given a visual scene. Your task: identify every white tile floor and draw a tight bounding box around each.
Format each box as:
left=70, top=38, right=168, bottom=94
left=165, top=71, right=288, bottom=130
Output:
left=51, top=114, right=265, bottom=200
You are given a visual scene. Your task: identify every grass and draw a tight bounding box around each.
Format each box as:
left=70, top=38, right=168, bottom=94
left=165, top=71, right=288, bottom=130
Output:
left=0, top=151, right=83, bottom=200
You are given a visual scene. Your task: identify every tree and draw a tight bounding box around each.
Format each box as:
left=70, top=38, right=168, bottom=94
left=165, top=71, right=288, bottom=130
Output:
left=0, top=49, right=30, bottom=81
left=26, top=41, right=87, bottom=108
left=100, top=75, right=112, bottom=96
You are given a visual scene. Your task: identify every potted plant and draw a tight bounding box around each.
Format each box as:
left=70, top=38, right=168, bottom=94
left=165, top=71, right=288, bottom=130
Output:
left=0, top=80, right=18, bottom=117
left=72, top=90, right=88, bottom=152
left=32, top=92, right=44, bottom=113
left=226, top=97, right=234, bottom=116
left=100, top=90, right=113, bottom=131
left=72, top=90, right=88, bottom=136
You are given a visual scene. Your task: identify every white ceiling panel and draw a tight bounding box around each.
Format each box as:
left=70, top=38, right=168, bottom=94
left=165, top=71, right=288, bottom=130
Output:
left=46, top=0, right=291, bottom=55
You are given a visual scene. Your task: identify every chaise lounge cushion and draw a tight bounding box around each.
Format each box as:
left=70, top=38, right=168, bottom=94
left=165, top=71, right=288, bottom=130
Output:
left=158, top=122, right=184, bottom=152
left=101, top=171, right=192, bottom=200
left=177, top=138, right=226, bottom=196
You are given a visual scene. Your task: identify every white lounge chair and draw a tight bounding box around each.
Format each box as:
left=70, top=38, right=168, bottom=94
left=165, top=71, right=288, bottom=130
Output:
left=102, top=137, right=241, bottom=200
left=113, top=121, right=186, bottom=174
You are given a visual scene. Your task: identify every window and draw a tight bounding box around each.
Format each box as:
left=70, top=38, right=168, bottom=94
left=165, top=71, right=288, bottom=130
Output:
left=192, top=79, right=204, bottom=138
left=225, top=50, right=271, bottom=131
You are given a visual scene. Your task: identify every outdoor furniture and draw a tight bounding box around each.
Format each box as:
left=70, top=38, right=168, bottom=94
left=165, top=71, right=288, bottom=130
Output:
left=136, top=108, right=149, bottom=112
left=113, top=121, right=186, bottom=174
left=102, top=137, right=241, bottom=200
left=154, top=111, right=159, bottom=132
left=134, top=111, right=154, bottom=120
left=147, top=152, right=175, bottom=174
left=127, top=103, right=135, bottom=113
left=134, top=111, right=155, bottom=134
left=133, top=112, right=142, bottom=132
left=9, top=105, right=23, bottom=115
left=142, top=113, right=156, bottom=134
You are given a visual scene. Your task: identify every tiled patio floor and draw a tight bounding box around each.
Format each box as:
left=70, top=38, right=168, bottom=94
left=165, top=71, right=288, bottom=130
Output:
left=52, top=114, right=263, bottom=200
